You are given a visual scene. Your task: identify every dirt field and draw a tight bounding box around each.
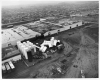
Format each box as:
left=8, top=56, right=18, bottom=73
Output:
left=61, top=27, right=98, bottom=78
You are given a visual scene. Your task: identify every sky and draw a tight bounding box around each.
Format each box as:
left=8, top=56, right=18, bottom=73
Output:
left=2, top=0, right=83, bottom=7
left=2, top=0, right=59, bottom=7
left=2, top=0, right=47, bottom=7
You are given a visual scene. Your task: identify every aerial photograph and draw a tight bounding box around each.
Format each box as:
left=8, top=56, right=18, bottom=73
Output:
left=1, top=0, right=99, bottom=78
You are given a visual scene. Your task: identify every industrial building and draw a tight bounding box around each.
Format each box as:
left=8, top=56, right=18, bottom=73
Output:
left=2, top=21, right=83, bottom=48
left=2, top=26, right=41, bottom=48
left=2, top=20, right=83, bottom=76
left=2, top=20, right=83, bottom=61
left=2, top=44, right=21, bottom=63
left=44, top=21, right=83, bottom=36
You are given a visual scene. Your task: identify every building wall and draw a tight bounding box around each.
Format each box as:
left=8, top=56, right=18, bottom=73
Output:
left=63, top=21, right=82, bottom=29
left=70, top=21, right=82, bottom=28
left=59, top=27, right=66, bottom=32
left=44, top=21, right=83, bottom=36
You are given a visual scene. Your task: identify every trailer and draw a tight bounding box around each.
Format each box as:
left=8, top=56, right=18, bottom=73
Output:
left=2, top=64, right=6, bottom=74
left=8, top=61, right=15, bottom=70
left=81, top=70, right=85, bottom=78
left=5, top=63, right=11, bottom=73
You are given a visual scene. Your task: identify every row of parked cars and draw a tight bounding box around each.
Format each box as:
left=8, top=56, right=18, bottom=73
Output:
left=2, top=61, right=15, bottom=74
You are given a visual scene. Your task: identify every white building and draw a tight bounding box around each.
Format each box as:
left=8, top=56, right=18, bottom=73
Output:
left=44, top=21, right=83, bottom=36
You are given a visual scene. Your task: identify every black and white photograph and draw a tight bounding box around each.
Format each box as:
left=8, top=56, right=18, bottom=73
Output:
left=1, top=0, right=99, bottom=78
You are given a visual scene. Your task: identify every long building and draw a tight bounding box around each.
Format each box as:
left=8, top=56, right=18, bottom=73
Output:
left=44, top=21, right=83, bottom=36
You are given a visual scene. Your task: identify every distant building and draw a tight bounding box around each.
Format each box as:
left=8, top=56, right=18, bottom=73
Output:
left=40, top=18, right=46, bottom=22
left=70, top=14, right=83, bottom=17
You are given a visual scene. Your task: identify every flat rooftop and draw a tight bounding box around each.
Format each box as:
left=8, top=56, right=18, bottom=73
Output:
left=2, top=26, right=41, bottom=46
left=23, top=21, right=63, bottom=33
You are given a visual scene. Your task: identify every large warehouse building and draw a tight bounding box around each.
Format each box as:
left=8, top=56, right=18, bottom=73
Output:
left=2, top=26, right=41, bottom=48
